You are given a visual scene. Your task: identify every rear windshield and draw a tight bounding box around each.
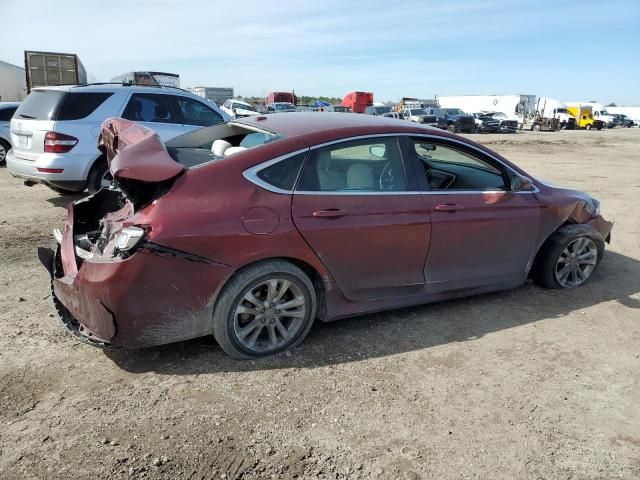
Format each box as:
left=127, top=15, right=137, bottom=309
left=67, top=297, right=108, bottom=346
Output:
left=15, top=90, right=66, bottom=120
left=14, top=90, right=112, bottom=121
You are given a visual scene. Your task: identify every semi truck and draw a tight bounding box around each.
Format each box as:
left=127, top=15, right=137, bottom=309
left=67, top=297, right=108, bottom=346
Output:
left=111, top=71, right=180, bottom=88
left=189, top=86, right=234, bottom=105
left=24, top=50, right=87, bottom=93
left=266, top=92, right=297, bottom=105
left=436, top=95, right=536, bottom=121
left=342, top=91, right=373, bottom=114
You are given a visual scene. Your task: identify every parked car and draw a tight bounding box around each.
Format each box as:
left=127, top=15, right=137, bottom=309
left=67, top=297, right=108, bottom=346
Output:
left=612, top=114, right=634, bottom=128
left=480, top=112, right=518, bottom=133
left=364, top=105, right=392, bottom=116
left=472, top=112, right=501, bottom=133
left=314, top=105, right=350, bottom=113
left=266, top=102, right=297, bottom=113
left=400, top=108, right=438, bottom=127
left=41, top=112, right=612, bottom=358
left=221, top=99, right=259, bottom=118
left=6, top=84, right=229, bottom=193
left=430, top=108, right=475, bottom=133
left=0, top=102, right=20, bottom=165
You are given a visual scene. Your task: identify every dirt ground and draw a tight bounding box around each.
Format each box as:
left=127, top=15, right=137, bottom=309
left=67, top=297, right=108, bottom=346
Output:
left=1, top=128, right=639, bottom=480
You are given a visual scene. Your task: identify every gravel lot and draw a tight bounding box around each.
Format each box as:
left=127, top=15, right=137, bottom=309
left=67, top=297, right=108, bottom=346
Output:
left=1, top=128, right=639, bottom=479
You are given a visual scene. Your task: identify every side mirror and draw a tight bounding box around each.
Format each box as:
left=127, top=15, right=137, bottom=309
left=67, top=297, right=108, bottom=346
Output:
left=510, top=175, right=535, bottom=192
left=369, top=145, right=386, bottom=158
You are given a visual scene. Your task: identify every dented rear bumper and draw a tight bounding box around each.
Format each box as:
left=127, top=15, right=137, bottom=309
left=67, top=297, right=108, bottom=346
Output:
left=42, top=200, right=234, bottom=349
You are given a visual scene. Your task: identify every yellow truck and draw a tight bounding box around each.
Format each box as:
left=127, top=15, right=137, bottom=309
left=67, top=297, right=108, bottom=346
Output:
left=566, top=104, right=603, bottom=130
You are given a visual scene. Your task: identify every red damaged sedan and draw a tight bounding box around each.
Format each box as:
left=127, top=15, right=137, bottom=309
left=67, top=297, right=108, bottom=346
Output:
left=40, top=113, right=612, bottom=358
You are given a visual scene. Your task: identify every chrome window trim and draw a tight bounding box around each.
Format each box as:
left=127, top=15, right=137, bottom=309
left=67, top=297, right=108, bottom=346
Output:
left=242, top=132, right=539, bottom=195
left=242, top=148, right=309, bottom=194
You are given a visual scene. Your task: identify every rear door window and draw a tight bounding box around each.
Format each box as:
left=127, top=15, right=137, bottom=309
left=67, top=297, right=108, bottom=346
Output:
left=171, top=96, right=224, bottom=127
left=57, top=92, right=114, bottom=120
left=122, top=93, right=177, bottom=123
left=14, top=90, right=67, bottom=120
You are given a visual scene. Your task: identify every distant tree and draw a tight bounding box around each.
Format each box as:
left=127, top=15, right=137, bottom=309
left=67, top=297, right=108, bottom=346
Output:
left=606, top=102, right=617, bottom=107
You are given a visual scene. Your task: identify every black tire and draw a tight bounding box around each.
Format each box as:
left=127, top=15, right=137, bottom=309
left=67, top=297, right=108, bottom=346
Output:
left=0, top=138, right=10, bottom=166
left=86, top=156, right=110, bottom=194
left=212, top=260, right=317, bottom=359
left=586, top=124, right=592, bottom=130
left=532, top=224, right=605, bottom=289
left=447, top=124, right=455, bottom=133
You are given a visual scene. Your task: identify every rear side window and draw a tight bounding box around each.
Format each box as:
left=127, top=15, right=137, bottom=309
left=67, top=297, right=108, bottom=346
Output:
left=122, top=93, right=177, bottom=123
left=57, top=92, right=113, bottom=120
left=0, top=107, right=17, bottom=121
left=172, top=96, right=223, bottom=127
left=256, top=152, right=306, bottom=191
left=14, top=90, right=67, bottom=120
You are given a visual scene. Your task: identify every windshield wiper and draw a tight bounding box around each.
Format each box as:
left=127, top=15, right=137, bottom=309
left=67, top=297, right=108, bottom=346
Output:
left=19, top=114, right=36, bottom=119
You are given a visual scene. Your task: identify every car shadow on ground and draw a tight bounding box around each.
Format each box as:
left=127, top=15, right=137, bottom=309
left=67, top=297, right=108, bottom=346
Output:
left=105, top=250, right=640, bottom=374
left=45, top=192, right=85, bottom=208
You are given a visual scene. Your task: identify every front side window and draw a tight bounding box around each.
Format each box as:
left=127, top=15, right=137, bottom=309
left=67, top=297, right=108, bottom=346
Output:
left=172, top=96, right=223, bottom=126
left=297, top=137, right=407, bottom=192
left=410, top=138, right=506, bottom=191
left=122, top=93, right=176, bottom=123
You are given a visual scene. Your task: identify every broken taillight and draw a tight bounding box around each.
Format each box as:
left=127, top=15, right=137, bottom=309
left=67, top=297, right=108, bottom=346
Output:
left=44, top=131, right=78, bottom=153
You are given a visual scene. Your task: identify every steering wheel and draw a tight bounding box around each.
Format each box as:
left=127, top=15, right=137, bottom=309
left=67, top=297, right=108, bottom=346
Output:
left=379, top=162, right=396, bottom=191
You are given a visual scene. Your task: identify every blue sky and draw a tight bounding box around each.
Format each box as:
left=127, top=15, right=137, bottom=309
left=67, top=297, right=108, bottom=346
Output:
left=2, top=0, right=639, bottom=104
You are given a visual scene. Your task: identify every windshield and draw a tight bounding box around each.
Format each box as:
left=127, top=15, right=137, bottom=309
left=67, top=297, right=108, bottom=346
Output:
left=445, top=108, right=464, bottom=116
left=556, top=108, right=568, bottom=114
left=235, top=103, right=256, bottom=112
left=374, top=106, right=392, bottom=114
left=410, top=109, right=427, bottom=115
left=275, top=103, right=296, bottom=111
left=332, top=106, right=348, bottom=112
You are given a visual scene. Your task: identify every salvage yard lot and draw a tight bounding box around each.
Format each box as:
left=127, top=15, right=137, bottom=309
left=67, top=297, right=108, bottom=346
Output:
left=1, top=129, right=639, bottom=479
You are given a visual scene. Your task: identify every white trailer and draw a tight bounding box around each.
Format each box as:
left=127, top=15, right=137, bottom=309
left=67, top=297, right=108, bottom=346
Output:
left=0, top=60, right=27, bottom=102
left=607, top=106, right=640, bottom=123
left=188, top=86, right=234, bottom=105
left=436, top=95, right=536, bottom=118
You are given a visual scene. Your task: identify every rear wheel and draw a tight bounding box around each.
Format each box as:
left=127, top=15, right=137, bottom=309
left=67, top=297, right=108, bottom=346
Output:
left=532, top=224, right=604, bottom=289
left=213, top=260, right=316, bottom=359
left=0, top=139, right=10, bottom=166
left=86, top=157, right=112, bottom=194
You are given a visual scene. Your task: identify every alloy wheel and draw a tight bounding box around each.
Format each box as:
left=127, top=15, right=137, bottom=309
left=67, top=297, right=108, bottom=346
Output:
left=554, top=237, right=598, bottom=287
left=233, top=278, right=307, bottom=353
left=0, top=143, right=6, bottom=163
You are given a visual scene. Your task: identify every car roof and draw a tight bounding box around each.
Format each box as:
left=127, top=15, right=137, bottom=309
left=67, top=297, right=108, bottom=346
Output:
left=31, top=84, right=191, bottom=95
left=234, top=112, right=442, bottom=142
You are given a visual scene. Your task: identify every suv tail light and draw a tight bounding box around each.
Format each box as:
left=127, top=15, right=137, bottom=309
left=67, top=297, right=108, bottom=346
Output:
left=44, top=131, right=78, bottom=153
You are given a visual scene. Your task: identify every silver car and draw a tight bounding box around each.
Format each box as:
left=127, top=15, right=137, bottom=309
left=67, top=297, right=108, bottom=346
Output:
left=0, top=102, right=20, bottom=165
left=7, top=84, right=229, bottom=193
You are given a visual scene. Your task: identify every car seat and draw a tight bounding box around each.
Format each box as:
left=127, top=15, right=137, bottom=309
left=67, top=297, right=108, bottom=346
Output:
left=153, top=103, right=170, bottom=122
left=211, top=139, right=232, bottom=156
left=346, top=163, right=374, bottom=190
left=317, top=150, right=345, bottom=190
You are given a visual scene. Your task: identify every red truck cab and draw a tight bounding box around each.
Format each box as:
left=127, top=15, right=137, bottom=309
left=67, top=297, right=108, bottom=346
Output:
left=341, top=91, right=374, bottom=114
left=267, top=92, right=297, bottom=105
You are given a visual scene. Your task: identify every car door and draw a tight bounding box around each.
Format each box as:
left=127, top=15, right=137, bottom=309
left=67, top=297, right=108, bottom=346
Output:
left=291, top=136, right=431, bottom=301
left=121, top=92, right=184, bottom=141
left=403, top=136, right=541, bottom=293
left=170, top=95, right=225, bottom=133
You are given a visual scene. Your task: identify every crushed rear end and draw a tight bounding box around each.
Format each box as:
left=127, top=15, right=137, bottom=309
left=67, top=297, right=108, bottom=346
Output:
left=41, top=119, right=232, bottom=347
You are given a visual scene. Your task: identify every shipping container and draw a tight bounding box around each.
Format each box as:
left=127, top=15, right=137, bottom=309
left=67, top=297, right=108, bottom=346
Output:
left=189, top=86, right=234, bottom=105
left=267, top=92, right=297, bottom=105
left=111, top=71, right=180, bottom=88
left=24, top=51, right=86, bottom=93
left=341, top=91, right=374, bottom=114
left=0, top=60, right=27, bottom=101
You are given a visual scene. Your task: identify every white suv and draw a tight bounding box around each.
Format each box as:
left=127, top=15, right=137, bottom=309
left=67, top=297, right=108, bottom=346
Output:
left=7, top=84, right=229, bottom=193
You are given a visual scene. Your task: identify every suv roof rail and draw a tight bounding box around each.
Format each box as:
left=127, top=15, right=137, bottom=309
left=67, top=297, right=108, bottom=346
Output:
left=71, top=82, right=194, bottom=94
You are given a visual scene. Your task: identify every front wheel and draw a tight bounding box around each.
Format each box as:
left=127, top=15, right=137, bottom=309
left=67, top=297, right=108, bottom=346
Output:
left=586, top=124, right=592, bottom=130
left=532, top=225, right=604, bottom=289
left=446, top=124, right=455, bottom=133
left=213, top=260, right=317, bottom=359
